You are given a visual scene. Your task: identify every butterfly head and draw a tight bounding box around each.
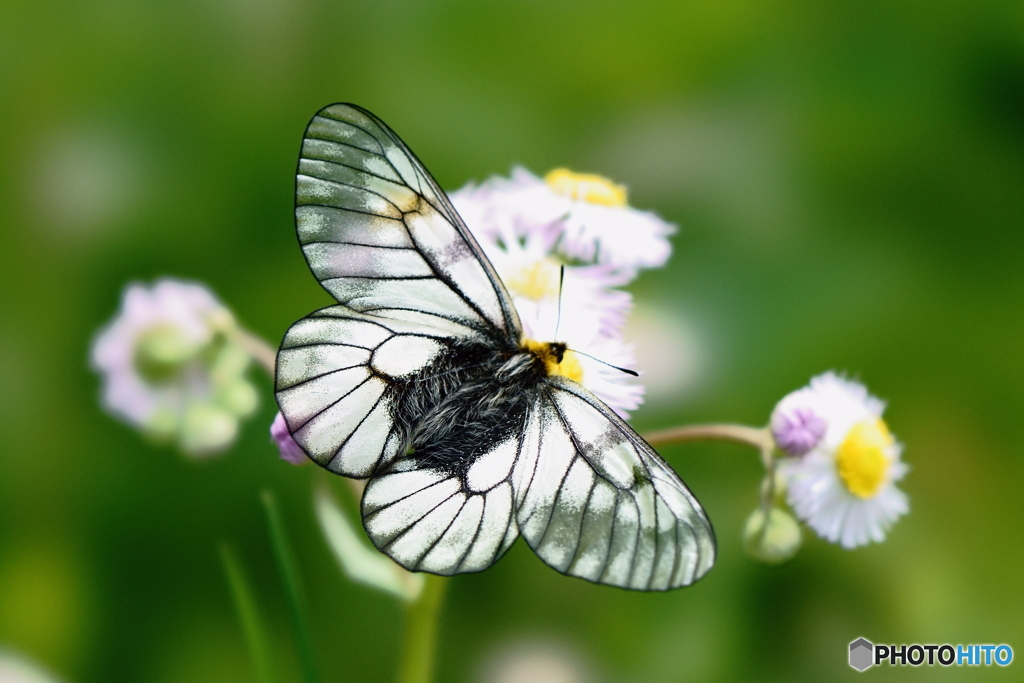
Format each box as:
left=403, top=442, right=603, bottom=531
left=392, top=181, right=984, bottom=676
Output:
left=521, top=339, right=584, bottom=383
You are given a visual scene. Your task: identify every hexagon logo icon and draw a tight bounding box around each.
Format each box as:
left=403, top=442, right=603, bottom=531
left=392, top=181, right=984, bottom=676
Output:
left=849, top=638, right=874, bottom=671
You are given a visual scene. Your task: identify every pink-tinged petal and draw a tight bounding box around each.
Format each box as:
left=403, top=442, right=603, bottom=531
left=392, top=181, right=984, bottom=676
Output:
left=271, top=412, right=309, bottom=466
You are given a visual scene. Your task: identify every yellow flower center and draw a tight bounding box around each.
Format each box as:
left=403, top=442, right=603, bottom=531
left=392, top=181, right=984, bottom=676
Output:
left=522, top=339, right=585, bottom=383
left=836, top=418, right=893, bottom=499
left=544, top=168, right=628, bottom=207
left=505, top=258, right=562, bottom=301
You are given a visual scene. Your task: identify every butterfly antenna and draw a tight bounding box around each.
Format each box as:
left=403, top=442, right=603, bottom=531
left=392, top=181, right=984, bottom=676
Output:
left=553, top=264, right=566, bottom=342
left=568, top=348, right=640, bottom=377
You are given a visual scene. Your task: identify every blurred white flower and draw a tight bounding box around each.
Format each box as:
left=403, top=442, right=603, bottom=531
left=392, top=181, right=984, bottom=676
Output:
left=270, top=411, right=308, bottom=465
left=91, top=279, right=259, bottom=456
left=0, top=650, right=67, bottom=683
left=453, top=167, right=674, bottom=278
left=478, top=640, right=595, bottom=683
left=777, top=372, right=909, bottom=548
left=469, top=218, right=633, bottom=340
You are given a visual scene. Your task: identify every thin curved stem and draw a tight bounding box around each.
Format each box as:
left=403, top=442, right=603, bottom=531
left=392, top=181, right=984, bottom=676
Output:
left=220, top=544, right=278, bottom=683
left=233, top=327, right=278, bottom=376
left=644, top=423, right=773, bottom=458
left=643, top=423, right=779, bottom=509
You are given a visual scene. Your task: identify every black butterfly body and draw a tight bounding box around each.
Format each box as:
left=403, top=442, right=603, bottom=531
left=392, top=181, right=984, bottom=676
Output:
left=276, top=104, right=715, bottom=590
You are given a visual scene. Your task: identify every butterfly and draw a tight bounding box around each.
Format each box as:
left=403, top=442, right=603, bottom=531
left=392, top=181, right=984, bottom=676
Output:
left=276, top=104, right=715, bottom=590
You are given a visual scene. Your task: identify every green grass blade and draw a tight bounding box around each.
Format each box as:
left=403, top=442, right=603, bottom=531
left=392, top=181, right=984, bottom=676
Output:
left=219, top=543, right=278, bottom=683
left=261, top=490, right=321, bottom=683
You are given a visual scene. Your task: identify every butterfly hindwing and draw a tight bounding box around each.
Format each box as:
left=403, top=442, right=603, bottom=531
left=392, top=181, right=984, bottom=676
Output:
left=296, top=103, right=521, bottom=342
left=361, top=436, right=522, bottom=575
left=356, top=374, right=715, bottom=588
left=276, top=306, right=473, bottom=478
left=514, top=377, right=716, bottom=590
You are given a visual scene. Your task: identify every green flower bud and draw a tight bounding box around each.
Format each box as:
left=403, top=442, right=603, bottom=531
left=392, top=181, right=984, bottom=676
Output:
left=145, top=407, right=179, bottom=441
left=743, top=507, right=802, bottom=564
left=217, top=378, right=259, bottom=417
left=180, top=403, right=238, bottom=455
left=208, top=340, right=251, bottom=384
left=134, top=324, right=203, bottom=383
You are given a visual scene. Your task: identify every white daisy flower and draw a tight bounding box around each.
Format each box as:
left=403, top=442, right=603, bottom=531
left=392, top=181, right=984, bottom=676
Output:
left=451, top=169, right=666, bottom=417
left=542, top=332, right=644, bottom=419
left=452, top=166, right=675, bottom=278
left=91, top=279, right=259, bottom=456
left=469, top=217, right=633, bottom=340
left=776, top=372, right=909, bottom=549
left=454, top=206, right=644, bottom=418
left=493, top=250, right=644, bottom=419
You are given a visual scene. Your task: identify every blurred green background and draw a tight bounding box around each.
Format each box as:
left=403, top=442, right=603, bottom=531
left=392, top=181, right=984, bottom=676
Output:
left=1, top=0, right=1023, bottom=681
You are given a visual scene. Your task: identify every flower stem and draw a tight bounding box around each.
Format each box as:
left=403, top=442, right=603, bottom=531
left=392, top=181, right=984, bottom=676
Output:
left=643, top=424, right=774, bottom=467
left=261, top=490, right=321, bottom=683
left=233, top=327, right=278, bottom=376
left=644, top=423, right=781, bottom=515
left=396, top=574, right=447, bottom=683
left=219, top=544, right=279, bottom=683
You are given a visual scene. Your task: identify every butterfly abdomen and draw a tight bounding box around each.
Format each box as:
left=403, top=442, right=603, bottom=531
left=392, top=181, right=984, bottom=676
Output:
left=389, top=343, right=548, bottom=477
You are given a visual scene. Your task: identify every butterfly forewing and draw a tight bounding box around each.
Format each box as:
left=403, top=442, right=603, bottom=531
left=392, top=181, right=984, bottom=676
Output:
left=296, top=104, right=520, bottom=342
left=513, top=377, right=715, bottom=590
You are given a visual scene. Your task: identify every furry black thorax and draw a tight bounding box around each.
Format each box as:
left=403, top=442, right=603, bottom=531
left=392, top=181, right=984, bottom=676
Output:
left=388, top=339, right=554, bottom=478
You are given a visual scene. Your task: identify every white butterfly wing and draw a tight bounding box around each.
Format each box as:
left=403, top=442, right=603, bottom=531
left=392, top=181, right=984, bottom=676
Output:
left=360, top=438, right=522, bottom=575
left=295, top=103, right=520, bottom=340
left=277, top=306, right=468, bottom=477
left=514, top=377, right=715, bottom=590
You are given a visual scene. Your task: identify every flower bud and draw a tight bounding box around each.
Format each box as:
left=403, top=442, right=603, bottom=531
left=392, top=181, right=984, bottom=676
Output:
left=271, top=412, right=308, bottom=465
left=180, top=403, right=238, bottom=455
left=770, top=388, right=827, bottom=456
left=742, top=507, right=802, bottom=564
left=134, top=324, right=203, bottom=383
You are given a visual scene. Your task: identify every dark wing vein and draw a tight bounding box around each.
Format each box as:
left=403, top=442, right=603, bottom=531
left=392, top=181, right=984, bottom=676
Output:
left=325, top=104, right=520, bottom=338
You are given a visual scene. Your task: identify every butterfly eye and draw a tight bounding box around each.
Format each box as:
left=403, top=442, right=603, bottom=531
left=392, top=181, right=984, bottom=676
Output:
left=551, top=342, right=567, bottom=364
